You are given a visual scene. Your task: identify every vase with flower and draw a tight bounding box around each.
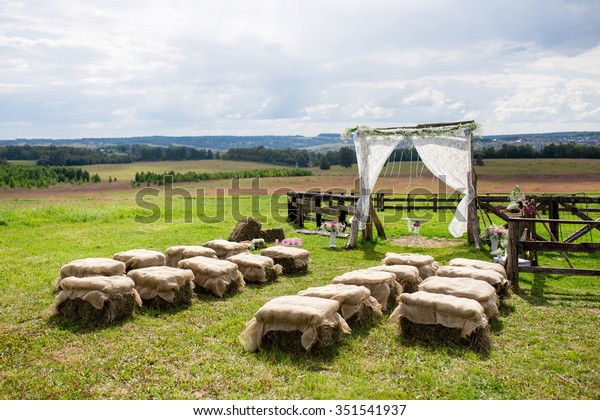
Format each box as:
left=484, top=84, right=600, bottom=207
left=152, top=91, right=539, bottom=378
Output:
left=321, top=220, right=345, bottom=247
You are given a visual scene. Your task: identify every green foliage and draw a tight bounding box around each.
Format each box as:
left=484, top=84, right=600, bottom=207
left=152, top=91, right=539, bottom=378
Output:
left=319, top=156, right=331, bottom=170
left=222, top=146, right=313, bottom=167
left=0, top=163, right=93, bottom=188
left=133, top=168, right=313, bottom=185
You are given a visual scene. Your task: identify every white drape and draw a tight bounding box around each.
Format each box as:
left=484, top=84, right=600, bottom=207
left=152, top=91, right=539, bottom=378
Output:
left=352, top=129, right=474, bottom=238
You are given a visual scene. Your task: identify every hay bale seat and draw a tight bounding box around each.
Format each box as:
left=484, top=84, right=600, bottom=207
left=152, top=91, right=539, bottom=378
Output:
left=390, top=291, right=490, bottom=349
left=239, top=295, right=351, bottom=352
left=202, top=239, right=248, bottom=260
left=127, top=266, right=195, bottom=309
left=260, top=246, right=310, bottom=274
left=436, top=265, right=510, bottom=300
left=165, top=246, right=217, bottom=267
left=59, top=257, right=126, bottom=280
left=366, top=265, right=421, bottom=293
left=178, top=256, right=244, bottom=298
left=52, top=276, right=142, bottom=326
left=448, top=257, right=508, bottom=279
left=113, top=249, right=165, bottom=272
left=332, top=269, right=399, bottom=312
left=297, top=284, right=382, bottom=325
left=226, top=252, right=283, bottom=283
left=381, top=252, right=439, bottom=280
left=419, top=276, right=499, bottom=319
left=229, top=217, right=263, bottom=242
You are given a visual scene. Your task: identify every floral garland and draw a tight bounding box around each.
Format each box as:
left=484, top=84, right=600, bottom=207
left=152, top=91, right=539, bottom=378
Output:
left=247, top=238, right=266, bottom=251
left=342, top=121, right=479, bottom=139
left=320, top=220, right=345, bottom=233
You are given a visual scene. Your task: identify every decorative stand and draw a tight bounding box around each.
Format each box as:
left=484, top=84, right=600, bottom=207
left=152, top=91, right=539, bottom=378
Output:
left=329, top=232, right=337, bottom=248
left=490, top=237, right=499, bottom=255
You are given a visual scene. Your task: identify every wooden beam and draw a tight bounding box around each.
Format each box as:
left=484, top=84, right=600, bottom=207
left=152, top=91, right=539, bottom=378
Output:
left=564, top=218, right=600, bottom=243
left=519, top=266, right=600, bottom=277
left=520, top=241, right=600, bottom=253
left=506, top=220, right=521, bottom=291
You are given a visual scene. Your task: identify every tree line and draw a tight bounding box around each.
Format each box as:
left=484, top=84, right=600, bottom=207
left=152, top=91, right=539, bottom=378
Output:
left=0, top=163, right=99, bottom=189
left=133, top=168, right=312, bottom=186
left=474, top=142, right=600, bottom=159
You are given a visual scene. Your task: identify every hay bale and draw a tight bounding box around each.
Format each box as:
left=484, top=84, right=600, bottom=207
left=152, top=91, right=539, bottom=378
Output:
left=52, top=275, right=142, bottom=326
left=229, top=217, right=263, bottom=242
left=165, top=246, right=217, bottom=267
left=113, top=249, right=165, bottom=271
left=202, top=239, right=248, bottom=260
left=436, top=265, right=510, bottom=299
left=127, top=266, right=196, bottom=309
left=419, top=276, right=499, bottom=319
left=381, top=252, right=439, bottom=279
left=398, top=317, right=491, bottom=351
left=389, top=291, right=488, bottom=338
left=332, top=269, right=399, bottom=312
left=259, top=228, right=286, bottom=242
left=178, top=256, right=245, bottom=297
left=260, top=246, right=310, bottom=274
left=448, top=258, right=508, bottom=279
left=366, top=265, right=421, bottom=293
left=239, top=295, right=351, bottom=352
left=226, top=252, right=282, bottom=283
left=297, top=284, right=382, bottom=324
left=59, top=257, right=126, bottom=279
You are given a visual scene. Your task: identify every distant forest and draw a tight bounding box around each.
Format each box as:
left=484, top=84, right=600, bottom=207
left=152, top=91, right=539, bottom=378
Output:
left=0, top=163, right=98, bottom=189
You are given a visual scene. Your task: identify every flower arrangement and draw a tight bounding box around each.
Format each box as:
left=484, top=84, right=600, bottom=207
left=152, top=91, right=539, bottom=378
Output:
left=321, top=220, right=345, bottom=233
left=480, top=224, right=508, bottom=242
left=247, top=238, right=266, bottom=251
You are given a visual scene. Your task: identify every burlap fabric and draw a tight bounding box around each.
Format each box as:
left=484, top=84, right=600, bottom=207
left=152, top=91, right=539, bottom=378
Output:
left=52, top=275, right=142, bottom=310
left=178, top=256, right=245, bottom=297
left=239, top=295, right=351, bottom=351
left=59, top=257, right=126, bottom=279
left=390, top=291, right=487, bottom=337
left=165, top=246, right=217, bottom=267
left=332, top=269, right=399, bottom=311
left=436, top=265, right=508, bottom=288
left=226, top=252, right=283, bottom=283
left=381, top=252, right=439, bottom=279
left=127, top=266, right=195, bottom=303
left=202, top=239, right=248, bottom=260
left=260, top=246, right=310, bottom=274
left=113, top=249, right=165, bottom=271
left=297, top=284, right=383, bottom=320
left=419, top=276, right=498, bottom=319
left=448, top=258, right=508, bottom=279
left=366, top=265, right=421, bottom=293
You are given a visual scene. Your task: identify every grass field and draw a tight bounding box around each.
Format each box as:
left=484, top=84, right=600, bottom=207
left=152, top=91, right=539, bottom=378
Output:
left=0, top=190, right=599, bottom=400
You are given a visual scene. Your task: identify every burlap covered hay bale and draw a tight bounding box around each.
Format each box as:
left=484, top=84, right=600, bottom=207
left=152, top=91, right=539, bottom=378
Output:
left=113, top=249, right=165, bottom=272
left=381, top=252, right=439, bottom=279
left=419, top=276, right=499, bottom=319
left=448, top=257, right=508, bottom=280
left=202, top=239, right=248, bottom=260
left=178, top=256, right=245, bottom=297
left=332, top=269, right=399, bottom=312
left=390, top=291, right=489, bottom=348
left=165, top=246, right=217, bottom=267
left=128, top=266, right=195, bottom=309
left=52, top=275, right=142, bottom=326
left=297, top=284, right=382, bottom=325
left=260, top=245, right=310, bottom=274
left=436, top=265, right=510, bottom=299
left=259, top=228, right=286, bottom=242
left=239, top=295, right=351, bottom=352
left=59, top=257, right=126, bottom=279
left=366, top=265, right=421, bottom=293
left=229, top=217, right=263, bottom=242
left=226, top=252, right=283, bottom=283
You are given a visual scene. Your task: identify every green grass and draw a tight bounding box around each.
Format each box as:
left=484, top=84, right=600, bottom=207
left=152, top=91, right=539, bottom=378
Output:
left=0, top=195, right=599, bottom=400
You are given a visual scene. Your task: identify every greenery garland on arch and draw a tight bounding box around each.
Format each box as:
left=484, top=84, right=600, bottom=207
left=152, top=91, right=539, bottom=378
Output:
left=342, top=120, right=479, bottom=139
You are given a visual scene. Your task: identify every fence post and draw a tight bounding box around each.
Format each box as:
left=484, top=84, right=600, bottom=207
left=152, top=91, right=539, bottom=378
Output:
left=506, top=219, right=521, bottom=291
left=315, top=196, right=322, bottom=228
left=549, top=197, right=560, bottom=240
left=433, top=194, right=438, bottom=213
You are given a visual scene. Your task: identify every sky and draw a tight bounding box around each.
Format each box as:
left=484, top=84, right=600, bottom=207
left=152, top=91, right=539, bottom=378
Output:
left=1, top=0, right=600, bottom=139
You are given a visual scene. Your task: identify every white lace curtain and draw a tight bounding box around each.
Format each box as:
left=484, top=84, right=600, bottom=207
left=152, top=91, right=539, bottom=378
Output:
left=352, top=127, right=474, bottom=238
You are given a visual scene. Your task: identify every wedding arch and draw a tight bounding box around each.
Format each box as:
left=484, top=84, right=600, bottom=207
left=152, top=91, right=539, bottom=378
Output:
left=342, top=120, right=481, bottom=250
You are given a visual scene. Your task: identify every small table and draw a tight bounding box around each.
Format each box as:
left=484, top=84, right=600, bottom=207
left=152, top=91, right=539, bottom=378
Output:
left=401, top=217, right=429, bottom=246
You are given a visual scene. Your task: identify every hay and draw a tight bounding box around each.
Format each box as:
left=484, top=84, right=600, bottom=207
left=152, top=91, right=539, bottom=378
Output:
left=448, top=258, right=508, bottom=279
left=260, top=325, right=345, bottom=353
left=259, top=228, right=286, bottom=242
left=229, top=217, right=263, bottom=242
left=332, top=269, right=399, bottom=312
left=127, top=266, right=196, bottom=309
left=381, top=252, right=439, bottom=279
left=55, top=293, right=139, bottom=326
left=297, top=284, right=383, bottom=322
left=178, top=256, right=245, bottom=297
left=202, top=239, right=248, bottom=260
left=165, top=246, right=217, bottom=267
left=366, top=265, right=421, bottom=293
left=113, top=249, right=165, bottom=271
left=59, top=257, right=126, bottom=279
left=226, top=253, right=282, bottom=283
left=142, top=280, right=195, bottom=310
left=399, top=317, right=491, bottom=351
left=436, top=265, right=510, bottom=300
left=260, top=246, right=310, bottom=274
